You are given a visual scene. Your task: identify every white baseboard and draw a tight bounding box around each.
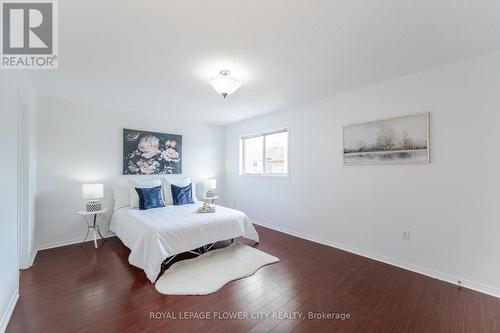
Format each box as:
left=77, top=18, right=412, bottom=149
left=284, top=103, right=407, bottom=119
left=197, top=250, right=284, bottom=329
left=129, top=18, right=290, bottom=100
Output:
left=18, top=249, right=40, bottom=271
left=29, top=250, right=37, bottom=267
left=0, top=288, right=19, bottom=333
left=36, top=232, right=116, bottom=252
left=252, top=219, right=500, bottom=299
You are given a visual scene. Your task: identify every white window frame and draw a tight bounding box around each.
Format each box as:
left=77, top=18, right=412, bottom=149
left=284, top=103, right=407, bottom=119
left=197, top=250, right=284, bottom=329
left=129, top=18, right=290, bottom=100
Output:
left=239, top=128, right=289, bottom=177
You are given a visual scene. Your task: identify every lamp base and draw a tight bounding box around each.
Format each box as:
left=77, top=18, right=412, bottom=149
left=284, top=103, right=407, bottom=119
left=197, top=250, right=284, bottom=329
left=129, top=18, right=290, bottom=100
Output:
left=86, top=200, right=102, bottom=212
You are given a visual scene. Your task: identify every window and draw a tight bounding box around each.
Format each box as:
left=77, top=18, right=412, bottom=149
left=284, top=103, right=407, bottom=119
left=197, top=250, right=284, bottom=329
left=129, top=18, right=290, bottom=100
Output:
left=240, top=129, right=288, bottom=176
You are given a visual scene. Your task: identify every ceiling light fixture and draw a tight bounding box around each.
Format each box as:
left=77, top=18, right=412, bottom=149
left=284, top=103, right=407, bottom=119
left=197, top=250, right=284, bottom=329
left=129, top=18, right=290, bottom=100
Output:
left=209, top=70, right=242, bottom=98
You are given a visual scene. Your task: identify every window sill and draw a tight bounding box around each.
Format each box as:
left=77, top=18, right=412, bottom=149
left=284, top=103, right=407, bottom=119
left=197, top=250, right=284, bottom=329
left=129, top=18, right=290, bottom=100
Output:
left=239, top=173, right=289, bottom=179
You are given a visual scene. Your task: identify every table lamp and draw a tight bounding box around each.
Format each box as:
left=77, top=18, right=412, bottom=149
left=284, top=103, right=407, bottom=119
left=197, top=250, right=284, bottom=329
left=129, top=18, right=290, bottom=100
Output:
left=82, top=184, right=104, bottom=212
left=205, top=179, right=216, bottom=198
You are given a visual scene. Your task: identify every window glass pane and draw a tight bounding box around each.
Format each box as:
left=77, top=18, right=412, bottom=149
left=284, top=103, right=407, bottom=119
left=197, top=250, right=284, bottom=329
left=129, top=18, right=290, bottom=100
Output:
left=265, top=131, right=288, bottom=174
left=243, top=136, right=263, bottom=174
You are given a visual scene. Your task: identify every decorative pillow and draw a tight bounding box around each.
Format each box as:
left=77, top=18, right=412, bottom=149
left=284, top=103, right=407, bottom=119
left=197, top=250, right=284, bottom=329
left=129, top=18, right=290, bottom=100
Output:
left=162, top=177, right=198, bottom=205
left=129, top=179, right=162, bottom=208
left=113, top=185, right=130, bottom=211
left=135, top=185, right=166, bottom=210
left=171, top=184, right=194, bottom=205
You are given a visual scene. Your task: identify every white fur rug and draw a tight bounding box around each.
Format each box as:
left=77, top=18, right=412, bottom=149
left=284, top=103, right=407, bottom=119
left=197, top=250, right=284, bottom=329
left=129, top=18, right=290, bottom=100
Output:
left=155, top=243, right=279, bottom=295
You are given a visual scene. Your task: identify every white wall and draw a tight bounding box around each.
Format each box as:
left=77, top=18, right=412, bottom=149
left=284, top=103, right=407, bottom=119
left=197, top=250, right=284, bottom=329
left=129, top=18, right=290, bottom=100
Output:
left=225, top=51, right=500, bottom=297
left=0, top=71, right=36, bottom=332
left=36, top=96, right=226, bottom=249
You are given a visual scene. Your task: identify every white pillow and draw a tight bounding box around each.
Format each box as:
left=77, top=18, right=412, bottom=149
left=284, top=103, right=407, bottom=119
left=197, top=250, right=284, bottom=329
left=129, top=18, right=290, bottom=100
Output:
left=113, top=185, right=130, bottom=211
left=162, top=177, right=198, bottom=205
left=129, top=179, right=162, bottom=208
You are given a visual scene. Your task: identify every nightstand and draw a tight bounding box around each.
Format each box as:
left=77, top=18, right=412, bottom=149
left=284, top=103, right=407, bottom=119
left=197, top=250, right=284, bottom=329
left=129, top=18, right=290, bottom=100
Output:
left=77, top=208, right=108, bottom=248
left=202, top=196, right=219, bottom=204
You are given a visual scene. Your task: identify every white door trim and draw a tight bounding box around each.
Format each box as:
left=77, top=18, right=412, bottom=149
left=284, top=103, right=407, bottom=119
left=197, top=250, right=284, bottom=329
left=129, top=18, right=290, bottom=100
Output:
left=17, top=92, right=31, bottom=270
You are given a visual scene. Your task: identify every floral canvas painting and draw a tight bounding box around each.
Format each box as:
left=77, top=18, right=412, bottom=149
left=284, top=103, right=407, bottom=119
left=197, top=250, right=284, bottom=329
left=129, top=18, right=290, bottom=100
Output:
left=343, top=113, right=430, bottom=165
left=123, top=129, right=182, bottom=174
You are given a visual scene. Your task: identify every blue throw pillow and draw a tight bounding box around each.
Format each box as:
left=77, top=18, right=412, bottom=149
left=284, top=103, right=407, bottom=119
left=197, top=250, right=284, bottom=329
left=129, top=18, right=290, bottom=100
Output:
left=135, top=185, right=165, bottom=210
left=171, top=183, right=194, bottom=205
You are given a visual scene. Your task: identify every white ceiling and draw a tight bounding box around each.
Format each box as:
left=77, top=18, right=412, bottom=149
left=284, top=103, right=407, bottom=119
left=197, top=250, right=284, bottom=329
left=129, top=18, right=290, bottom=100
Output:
left=29, top=0, right=500, bottom=124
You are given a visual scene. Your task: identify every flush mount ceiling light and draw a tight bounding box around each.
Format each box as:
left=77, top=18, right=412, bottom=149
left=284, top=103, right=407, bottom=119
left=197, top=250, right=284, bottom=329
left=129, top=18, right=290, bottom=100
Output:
left=209, top=70, right=242, bottom=98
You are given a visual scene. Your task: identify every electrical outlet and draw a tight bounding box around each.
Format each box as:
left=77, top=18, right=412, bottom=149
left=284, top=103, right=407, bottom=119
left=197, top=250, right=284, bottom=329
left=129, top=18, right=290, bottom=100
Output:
left=402, top=231, right=411, bottom=241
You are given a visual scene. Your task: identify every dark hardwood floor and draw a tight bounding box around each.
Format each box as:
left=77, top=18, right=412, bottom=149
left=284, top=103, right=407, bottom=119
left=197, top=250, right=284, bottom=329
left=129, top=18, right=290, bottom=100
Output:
left=8, top=225, right=500, bottom=333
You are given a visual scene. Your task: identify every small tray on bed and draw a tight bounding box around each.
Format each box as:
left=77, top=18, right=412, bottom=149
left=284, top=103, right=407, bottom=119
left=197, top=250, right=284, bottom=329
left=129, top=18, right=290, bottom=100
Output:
left=196, top=203, right=215, bottom=213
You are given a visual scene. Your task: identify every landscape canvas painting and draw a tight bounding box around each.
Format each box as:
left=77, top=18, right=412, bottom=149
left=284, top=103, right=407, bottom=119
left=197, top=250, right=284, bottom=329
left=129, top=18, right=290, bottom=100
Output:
left=123, top=129, right=182, bottom=174
left=343, top=113, right=430, bottom=165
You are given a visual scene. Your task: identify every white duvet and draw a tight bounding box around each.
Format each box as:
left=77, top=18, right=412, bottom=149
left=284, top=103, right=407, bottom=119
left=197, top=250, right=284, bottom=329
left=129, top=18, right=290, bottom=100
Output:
left=110, top=204, right=259, bottom=282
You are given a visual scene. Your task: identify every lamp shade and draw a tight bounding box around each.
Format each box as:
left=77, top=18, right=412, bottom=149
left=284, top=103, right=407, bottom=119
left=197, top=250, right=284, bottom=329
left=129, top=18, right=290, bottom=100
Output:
left=205, top=179, right=216, bottom=190
left=82, top=184, right=104, bottom=200
left=209, top=70, right=242, bottom=98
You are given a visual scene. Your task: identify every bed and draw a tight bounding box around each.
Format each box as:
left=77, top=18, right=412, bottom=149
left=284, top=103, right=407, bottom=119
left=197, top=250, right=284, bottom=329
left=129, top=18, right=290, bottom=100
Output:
left=110, top=203, right=259, bottom=283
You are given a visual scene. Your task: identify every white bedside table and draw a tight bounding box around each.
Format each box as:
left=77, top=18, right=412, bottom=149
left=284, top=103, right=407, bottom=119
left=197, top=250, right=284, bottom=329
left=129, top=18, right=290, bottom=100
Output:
left=202, top=196, right=219, bottom=204
left=77, top=208, right=108, bottom=248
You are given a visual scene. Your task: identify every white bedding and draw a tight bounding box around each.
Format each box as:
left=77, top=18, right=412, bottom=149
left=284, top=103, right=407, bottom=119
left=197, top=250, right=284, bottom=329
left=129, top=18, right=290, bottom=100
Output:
left=110, top=204, right=259, bottom=282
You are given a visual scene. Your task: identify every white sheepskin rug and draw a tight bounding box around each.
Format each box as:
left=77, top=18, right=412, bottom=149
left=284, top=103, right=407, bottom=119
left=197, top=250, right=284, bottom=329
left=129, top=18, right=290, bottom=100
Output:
left=155, top=243, right=279, bottom=295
